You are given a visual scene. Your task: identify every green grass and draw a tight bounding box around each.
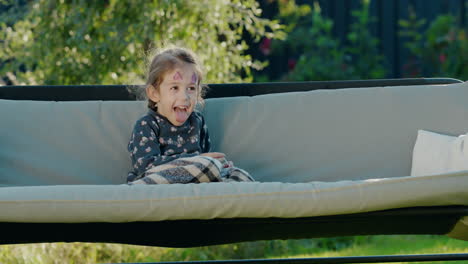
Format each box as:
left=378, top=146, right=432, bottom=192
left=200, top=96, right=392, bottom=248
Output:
left=270, top=235, right=468, bottom=264
left=0, top=235, right=466, bottom=264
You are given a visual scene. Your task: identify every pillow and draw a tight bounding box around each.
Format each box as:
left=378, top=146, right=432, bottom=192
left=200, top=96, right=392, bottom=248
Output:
left=411, top=130, right=468, bottom=176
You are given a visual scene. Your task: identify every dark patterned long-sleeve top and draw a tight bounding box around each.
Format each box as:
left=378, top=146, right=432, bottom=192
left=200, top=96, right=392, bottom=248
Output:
left=127, top=109, right=211, bottom=182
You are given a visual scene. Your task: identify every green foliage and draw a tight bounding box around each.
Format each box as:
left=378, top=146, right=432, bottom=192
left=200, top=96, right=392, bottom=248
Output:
left=275, top=0, right=311, bottom=33
left=263, top=0, right=385, bottom=82
left=345, top=1, right=386, bottom=79
left=0, top=0, right=284, bottom=85
left=398, top=6, right=426, bottom=58
left=399, top=10, right=467, bottom=80
left=280, top=2, right=349, bottom=81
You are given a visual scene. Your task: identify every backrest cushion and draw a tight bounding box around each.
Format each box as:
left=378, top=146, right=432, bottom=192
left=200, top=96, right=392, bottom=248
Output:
left=0, top=82, right=467, bottom=186
left=0, top=100, right=146, bottom=186
left=204, top=82, right=468, bottom=182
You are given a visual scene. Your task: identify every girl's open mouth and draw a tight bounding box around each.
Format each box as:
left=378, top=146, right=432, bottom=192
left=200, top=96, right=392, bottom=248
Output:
left=174, top=106, right=189, bottom=123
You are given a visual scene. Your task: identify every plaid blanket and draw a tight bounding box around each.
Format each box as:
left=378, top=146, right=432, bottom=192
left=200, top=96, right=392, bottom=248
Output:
left=128, top=156, right=254, bottom=185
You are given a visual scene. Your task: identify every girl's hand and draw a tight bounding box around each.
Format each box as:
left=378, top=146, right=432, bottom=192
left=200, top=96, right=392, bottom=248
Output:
left=224, top=161, right=234, bottom=168
left=201, top=152, right=226, bottom=159
left=202, top=153, right=233, bottom=168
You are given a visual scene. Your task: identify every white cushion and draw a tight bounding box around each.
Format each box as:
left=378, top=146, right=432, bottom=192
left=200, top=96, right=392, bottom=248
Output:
left=411, top=130, right=468, bottom=176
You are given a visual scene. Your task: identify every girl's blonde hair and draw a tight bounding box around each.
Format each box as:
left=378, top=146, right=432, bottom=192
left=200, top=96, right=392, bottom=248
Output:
left=145, top=47, right=206, bottom=110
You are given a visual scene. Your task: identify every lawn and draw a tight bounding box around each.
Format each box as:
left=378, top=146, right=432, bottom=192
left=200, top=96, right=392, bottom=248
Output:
left=0, top=235, right=466, bottom=264
left=275, top=235, right=468, bottom=264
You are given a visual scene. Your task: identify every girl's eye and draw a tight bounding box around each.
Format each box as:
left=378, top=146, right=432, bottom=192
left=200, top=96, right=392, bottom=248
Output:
left=188, top=86, right=196, bottom=91
left=171, top=86, right=178, bottom=90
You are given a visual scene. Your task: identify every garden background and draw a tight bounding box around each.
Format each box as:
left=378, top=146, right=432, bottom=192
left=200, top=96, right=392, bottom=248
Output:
left=0, top=0, right=467, bottom=263
left=1, top=0, right=467, bottom=86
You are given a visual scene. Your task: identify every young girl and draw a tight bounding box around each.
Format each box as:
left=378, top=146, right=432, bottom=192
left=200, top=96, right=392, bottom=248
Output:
left=127, top=47, right=254, bottom=184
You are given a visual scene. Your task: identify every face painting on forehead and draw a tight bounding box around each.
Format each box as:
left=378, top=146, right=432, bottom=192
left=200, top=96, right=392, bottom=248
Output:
left=173, top=71, right=183, bottom=81
left=191, top=73, right=198, bottom=84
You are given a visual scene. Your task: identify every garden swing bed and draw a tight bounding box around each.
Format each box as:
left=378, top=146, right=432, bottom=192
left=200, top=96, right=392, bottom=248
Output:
left=1, top=77, right=468, bottom=264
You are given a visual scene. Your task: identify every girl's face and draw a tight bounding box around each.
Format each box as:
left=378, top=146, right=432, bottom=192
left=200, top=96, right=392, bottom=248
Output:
left=147, top=63, right=199, bottom=126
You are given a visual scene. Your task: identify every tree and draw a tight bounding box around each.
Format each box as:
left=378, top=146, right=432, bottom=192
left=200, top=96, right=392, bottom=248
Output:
left=0, top=0, right=283, bottom=85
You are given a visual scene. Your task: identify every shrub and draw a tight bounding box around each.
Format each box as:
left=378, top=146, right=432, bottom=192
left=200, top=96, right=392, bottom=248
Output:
left=256, top=0, right=386, bottom=82
left=399, top=9, right=467, bottom=80
left=0, top=0, right=284, bottom=85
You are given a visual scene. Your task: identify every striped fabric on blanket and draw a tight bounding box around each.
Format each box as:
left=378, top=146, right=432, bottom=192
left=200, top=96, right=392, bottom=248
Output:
left=128, top=156, right=254, bottom=185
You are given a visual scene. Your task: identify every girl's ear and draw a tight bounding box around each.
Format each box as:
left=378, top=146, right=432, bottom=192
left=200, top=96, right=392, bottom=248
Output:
left=146, top=84, right=160, bottom=103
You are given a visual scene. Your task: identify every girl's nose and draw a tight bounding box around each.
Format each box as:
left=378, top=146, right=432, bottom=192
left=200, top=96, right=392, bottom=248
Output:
left=179, top=90, right=190, bottom=101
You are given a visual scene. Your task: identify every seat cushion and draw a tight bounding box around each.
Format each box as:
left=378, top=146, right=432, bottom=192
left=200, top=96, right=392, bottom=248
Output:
left=0, top=171, right=467, bottom=226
